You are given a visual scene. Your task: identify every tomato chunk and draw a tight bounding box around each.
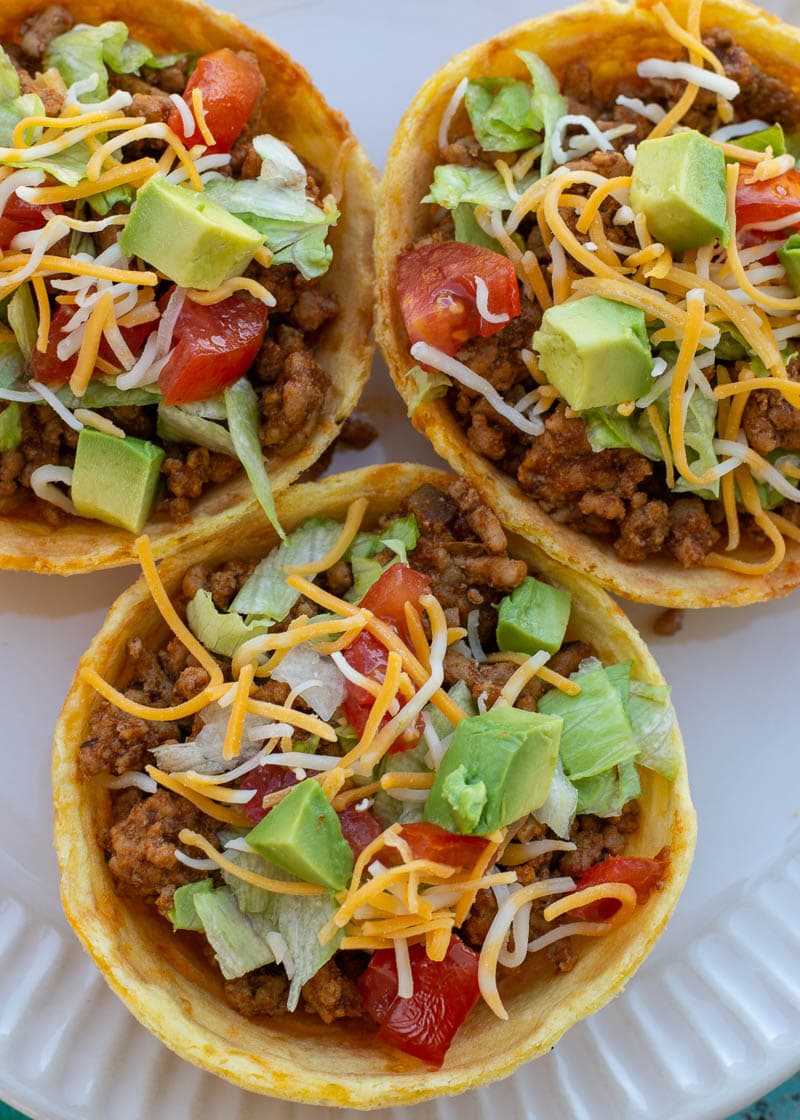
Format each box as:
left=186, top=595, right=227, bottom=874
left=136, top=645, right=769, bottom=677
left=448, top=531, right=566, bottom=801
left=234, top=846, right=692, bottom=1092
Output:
left=342, top=564, right=432, bottom=755
left=399, top=822, right=489, bottom=868
left=569, top=856, right=668, bottom=922
left=359, top=937, right=481, bottom=1067
left=167, top=49, right=265, bottom=155
left=735, top=168, right=800, bottom=232
left=158, top=291, right=268, bottom=405
left=30, top=305, right=154, bottom=385
left=338, top=805, right=383, bottom=857
left=396, top=241, right=521, bottom=357
left=240, top=766, right=299, bottom=825
left=0, top=193, right=64, bottom=250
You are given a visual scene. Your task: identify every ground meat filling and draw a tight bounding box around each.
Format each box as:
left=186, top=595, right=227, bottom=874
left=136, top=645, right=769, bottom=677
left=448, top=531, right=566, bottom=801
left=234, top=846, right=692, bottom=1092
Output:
left=82, top=482, right=642, bottom=1016
left=0, top=8, right=340, bottom=525
left=418, top=29, right=800, bottom=567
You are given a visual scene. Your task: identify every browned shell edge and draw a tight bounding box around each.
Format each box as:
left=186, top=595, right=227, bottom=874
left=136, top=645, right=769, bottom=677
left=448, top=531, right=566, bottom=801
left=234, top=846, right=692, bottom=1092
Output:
left=0, top=0, right=379, bottom=574
left=374, top=0, right=800, bottom=608
left=52, top=460, right=696, bottom=1109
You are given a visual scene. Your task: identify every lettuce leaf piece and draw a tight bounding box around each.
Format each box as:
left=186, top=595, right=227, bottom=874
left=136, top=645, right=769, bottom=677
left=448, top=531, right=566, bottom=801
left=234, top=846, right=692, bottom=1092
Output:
left=55, top=382, right=160, bottom=408
left=605, top=660, right=632, bottom=706
left=157, top=404, right=235, bottom=457
left=0, top=340, right=25, bottom=387
left=192, top=886, right=276, bottom=980
left=186, top=588, right=272, bottom=659
left=454, top=202, right=501, bottom=250
left=533, top=756, right=578, bottom=839
left=516, top=51, right=568, bottom=176
left=423, top=164, right=519, bottom=211
left=405, top=364, right=450, bottom=416
left=344, top=514, right=421, bottom=601
left=735, top=123, right=786, bottom=156
left=465, top=77, right=542, bottom=152
left=224, top=377, right=284, bottom=541
left=574, top=760, right=641, bottom=817
left=425, top=679, right=478, bottom=745
left=0, top=403, right=22, bottom=452
left=628, top=680, right=680, bottom=780
left=672, top=393, right=721, bottom=500
left=373, top=741, right=432, bottom=827
left=538, top=663, right=638, bottom=780
left=7, top=284, right=37, bottom=362
left=0, top=48, right=43, bottom=146
left=87, top=183, right=135, bottom=217
left=45, top=21, right=165, bottom=102
left=346, top=555, right=384, bottom=602
left=584, top=406, right=664, bottom=462
left=747, top=450, right=800, bottom=510
left=231, top=515, right=341, bottom=618
left=176, top=394, right=227, bottom=421
left=169, top=878, right=213, bottom=931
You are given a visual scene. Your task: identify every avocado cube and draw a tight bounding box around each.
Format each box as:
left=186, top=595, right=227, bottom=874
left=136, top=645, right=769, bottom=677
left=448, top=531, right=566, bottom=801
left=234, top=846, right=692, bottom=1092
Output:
left=71, top=429, right=164, bottom=533
left=734, top=123, right=786, bottom=156
left=630, top=130, right=728, bottom=253
left=532, top=296, right=653, bottom=410
left=778, top=233, right=800, bottom=295
left=119, top=176, right=264, bottom=291
left=424, top=708, right=562, bottom=835
left=245, top=779, right=354, bottom=891
left=496, top=576, right=571, bottom=657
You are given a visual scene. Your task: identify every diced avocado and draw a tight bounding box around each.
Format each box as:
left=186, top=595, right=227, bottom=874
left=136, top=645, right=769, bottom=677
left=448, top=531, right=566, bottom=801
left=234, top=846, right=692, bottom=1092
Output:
left=735, top=123, right=786, bottom=156
left=245, top=778, right=354, bottom=891
left=778, top=233, right=800, bottom=295
left=0, top=403, right=21, bottom=451
left=538, top=664, right=638, bottom=781
left=71, top=429, right=164, bottom=533
left=169, top=878, right=213, bottom=931
left=496, top=576, right=571, bottom=657
left=424, top=708, right=562, bottom=835
left=119, top=176, right=264, bottom=290
left=630, top=130, right=729, bottom=253
left=532, top=296, right=653, bottom=410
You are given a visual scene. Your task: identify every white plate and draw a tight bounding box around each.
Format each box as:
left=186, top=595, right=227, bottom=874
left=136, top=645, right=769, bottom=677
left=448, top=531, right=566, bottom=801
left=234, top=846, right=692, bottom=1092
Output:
left=2, top=1, right=800, bottom=1117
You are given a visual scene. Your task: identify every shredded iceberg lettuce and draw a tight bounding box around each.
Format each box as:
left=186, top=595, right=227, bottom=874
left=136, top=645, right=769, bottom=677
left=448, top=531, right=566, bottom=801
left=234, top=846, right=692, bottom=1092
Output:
left=169, top=879, right=213, bottom=931
left=574, top=760, right=642, bottom=818
left=405, top=365, right=451, bottom=416
left=423, top=165, right=522, bottom=212
left=465, top=77, right=542, bottom=152
left=224, top=377, right=284, bottom=541
left=533, top=756, right=578, bottom=839
left=157, top=405, right=235, bottom=457
left=45, top=21, right=175, bottom=102
left=192, top=886, right=277, bottom=980
left=186, top=589, right=271, bottom=659
left=627, top=680, right=680, bottom=780
left=516, top=51, right=568, bottom=176
left=230, top=516, right=342, bottom=619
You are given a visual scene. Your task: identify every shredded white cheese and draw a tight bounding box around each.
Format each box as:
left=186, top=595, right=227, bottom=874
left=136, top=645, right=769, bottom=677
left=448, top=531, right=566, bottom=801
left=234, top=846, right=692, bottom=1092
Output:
left=636, top=58, right=740, bottom=101
left=474, top=275, right=510, bottom=325
left=438, top=76, right=469, bottom=152
left=615, top=95, right=666, bottom=124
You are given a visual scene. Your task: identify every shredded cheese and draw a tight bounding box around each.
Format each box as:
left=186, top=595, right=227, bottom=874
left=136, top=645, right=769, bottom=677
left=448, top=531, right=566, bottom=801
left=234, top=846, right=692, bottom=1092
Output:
left=187, top=276, right=276, bottom=308
left=286, top=497, right=369, bottom=576
left=191, top=88, right=216, bottom=147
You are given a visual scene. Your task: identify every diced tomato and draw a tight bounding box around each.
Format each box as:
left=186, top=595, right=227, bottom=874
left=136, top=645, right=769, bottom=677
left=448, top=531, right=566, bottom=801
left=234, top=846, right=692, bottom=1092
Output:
left=398, top=822, right=489, bottom=868
left=342, top=564, right=432, bottom=755
left=396, top=241, right=521, bottom=357
left=735, top=168, right=800, bottom=232
left=0, top=193, right=64, bottom=250
left=338, top=805, right=383, bottom=857
left=167, top=49, right=265, bottom=155
left=240, top=766, right=298, bottom=825
left=569, top=856, right=668, bottom=922
left=158, top=291, right=268, bottom=405
left=30, top=305, right=155, bottom=385
left=359, top=937, right=481, bottom=1067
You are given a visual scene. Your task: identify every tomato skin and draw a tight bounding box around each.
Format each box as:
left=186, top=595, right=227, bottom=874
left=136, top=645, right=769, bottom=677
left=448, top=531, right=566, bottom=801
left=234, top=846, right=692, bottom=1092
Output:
left=240, top=766, right=298, bottom=825
left=167, top=49, right=265, bottom=155
left=359, top=937, right=481, bottom=1067
left=396, top=241, right=521, bottom=357
left=30, top=306, right=154, bottom=385
left=338, top=805, right=383, bottom=857
left=342, top=564, right=432, bottom=755
left=735, top=169, right=800, bottom=231
left=570, top=856, right=668, bottom=922
left=398, top=822, right=489, bottom=868
left=158, top=291, right=268, bottom=405
left=0, top=193, right=64, bottom=250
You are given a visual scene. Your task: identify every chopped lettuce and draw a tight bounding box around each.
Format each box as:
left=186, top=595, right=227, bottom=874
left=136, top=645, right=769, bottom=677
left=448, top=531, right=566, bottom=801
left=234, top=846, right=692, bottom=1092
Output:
left=271, top=643, right=347, bottom=721
left=584, top=406, right=664, bottom=462
left=0, top=50, right=88, bottom=181
left=0, top=404, right=22, bottom=452
left=87, top=183, right=135, bottom=217
left=157, top=405, right=236, bottom=457
left=574, top=760, right=641, bottom=818
left=169, top=879, right=213, bottom=931
left=7, top=284, right=37, bottom=362
left=405, top=365, right=451, bottom=416
left=533, top=756, right=578, bottom=839
left=628, top=680, right=680, bottom=780
left=45, top=21, right=166, bottom=102
left=735, top=123, right=786, bottom=156
left=186, top=589, right=272, bottom=659
left=454, top=202, right=502, bottom=250
left=344, top=514, right=420, bottom=601
left=672, top=393, right=721, bottom=499
left=231, top=516, right=342, bottom=619
left=424, top=679, right=477, bottom=745
left=204, top=135, right=338, bottom=280
left=0, top=340, right=25, bottom=386
left=605, top=660, right=632, bottom=706
left=347, top=555, right=384, bottom=602
left=516, top=51, right=568, bottom=176
left=465, top=77, right=541, bottom=152
left=749, top=451, right=800, bottom=510
left=224, top=377, right=284, bottom=541
left=373, top=740, right=432, bottom=827
left=192, top=886, right=276, bottom=980
left=538, top=663, right=639, bottom=781
left=56, top=382, right=160, bottom=409
left=176, top=394, right=228, bottom=421
left=151, top=704, right=262, bottom=775
left=423, top=164, right=520, bottom=212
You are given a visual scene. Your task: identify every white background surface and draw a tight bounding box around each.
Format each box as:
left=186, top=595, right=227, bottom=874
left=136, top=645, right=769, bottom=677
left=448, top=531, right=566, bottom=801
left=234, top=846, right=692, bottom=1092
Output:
left=1, top=1, right=800, bottom=1118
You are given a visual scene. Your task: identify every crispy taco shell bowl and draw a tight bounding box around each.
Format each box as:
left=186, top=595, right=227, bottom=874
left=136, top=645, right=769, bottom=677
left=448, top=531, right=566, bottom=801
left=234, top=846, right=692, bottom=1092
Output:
left=0, top=0, right=377, bottom=575
left=375, top=0, right=800, bottom=609
left=53, top=463, right=695, bottom=1109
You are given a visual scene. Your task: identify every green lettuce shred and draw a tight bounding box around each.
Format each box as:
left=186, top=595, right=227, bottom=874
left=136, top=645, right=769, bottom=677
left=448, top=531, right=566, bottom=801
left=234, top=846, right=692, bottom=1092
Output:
left=465, top=77, right=542, bottom=152
left=230, top=516, right=342, bottom=619
left=45, top=21, right=173, bottom=102
left=192, top=886, right=277, bottom=980
left=224, top=377, right=284, bottom=541
left=516, top=51, right=568, bottom=176
left=186, top=589, right=272, bottom=658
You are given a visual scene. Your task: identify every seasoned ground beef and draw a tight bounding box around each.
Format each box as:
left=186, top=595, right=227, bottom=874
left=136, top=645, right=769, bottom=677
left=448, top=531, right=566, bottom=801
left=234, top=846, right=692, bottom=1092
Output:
left=17, top=4, right=73, bottom=63
left=223, top=965, right=290, bottom=1017
left=654, top=608, right=685, bottom=637
left=301, top=958, right=365, bottom=1023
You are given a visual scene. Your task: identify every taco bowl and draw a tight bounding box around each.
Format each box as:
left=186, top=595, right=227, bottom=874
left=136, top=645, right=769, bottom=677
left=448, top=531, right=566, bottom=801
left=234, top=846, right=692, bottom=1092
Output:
left=0, top=0, right=377, bottom=574
left=375, top=0, right=800, bottom=607
left=53, top=462, right=695, bottom=1107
